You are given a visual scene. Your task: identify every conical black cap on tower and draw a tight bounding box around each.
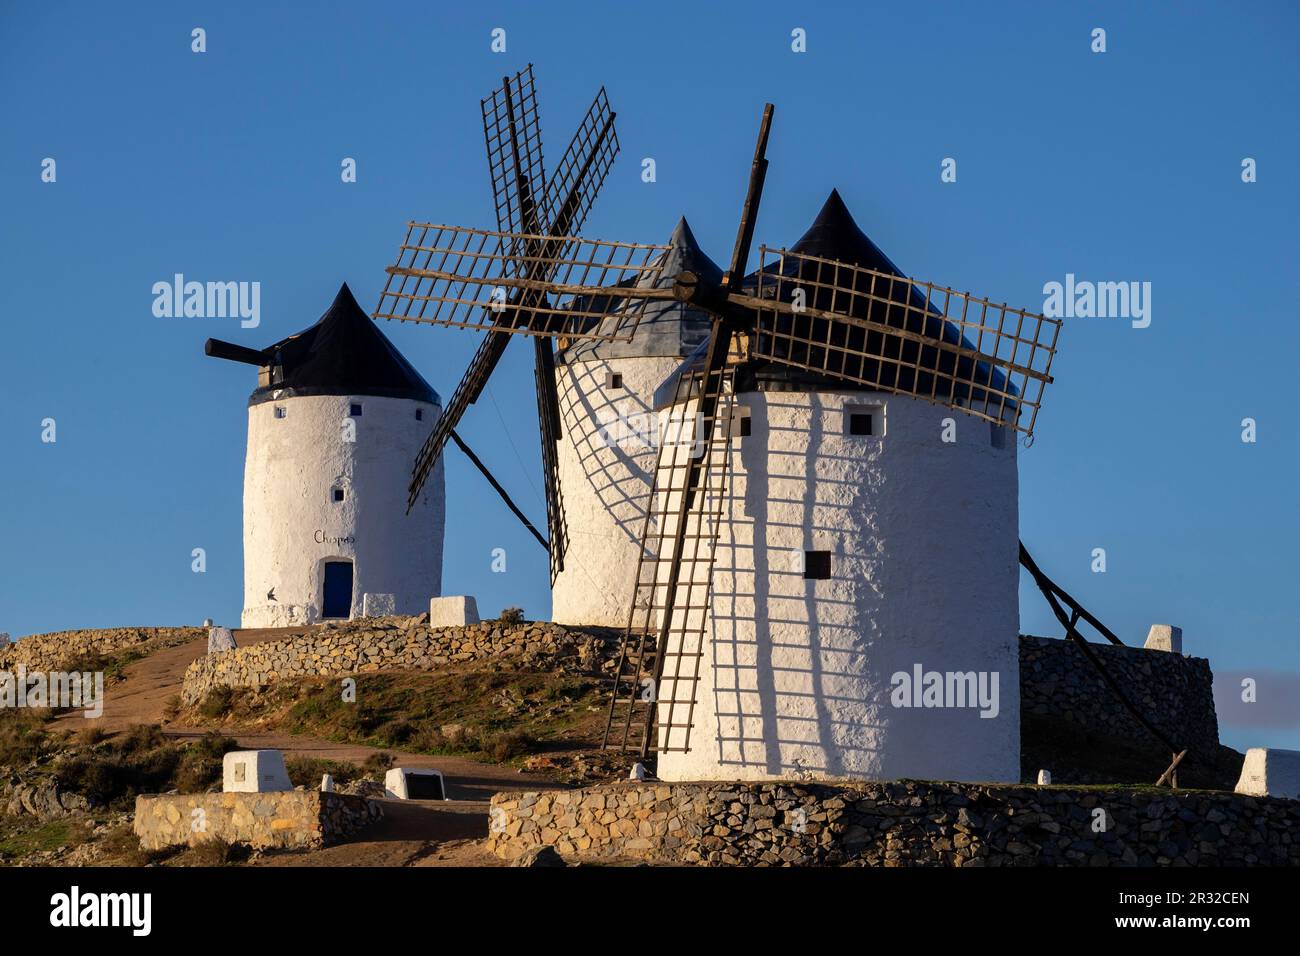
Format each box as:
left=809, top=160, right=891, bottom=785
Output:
left=789, top=188, right=907, bottom=277
left=560, top=217, right=722, bottom=363
left=249, top=283, right=440, bottom=406
left=742, top=190, right=1013, bottom=401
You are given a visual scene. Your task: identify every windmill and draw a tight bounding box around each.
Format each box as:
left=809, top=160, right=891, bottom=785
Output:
left=373, top=65, right=669, bottom=584
left=593, top=105, right=1066, bottom=775
left=371, top=77, right=1065, bottom=780
left=368, top=73, right=1186, bottom=787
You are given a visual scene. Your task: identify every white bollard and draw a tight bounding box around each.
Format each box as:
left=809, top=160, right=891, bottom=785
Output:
left=1144, top=624, right=1183, bottom=653
left=1037, top=769, right=1052, bottom=785
left=222, top=750, right=292, bottom=793
left=1235, top=748, right=1300, bottom=799
left=429, top=595, right=480, bottom=627
left=321, top=773, right=335, bottom=793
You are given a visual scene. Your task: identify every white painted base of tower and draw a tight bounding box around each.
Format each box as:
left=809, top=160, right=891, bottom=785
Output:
left=240, top=394, right=444, bottom=628
left=651, top=390, right=1022, bottom=785
left=551, top=355, right=684, bottom=627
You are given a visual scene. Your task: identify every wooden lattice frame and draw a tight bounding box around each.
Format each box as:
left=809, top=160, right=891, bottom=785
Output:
left=747, top=247, right=1062, bottom=437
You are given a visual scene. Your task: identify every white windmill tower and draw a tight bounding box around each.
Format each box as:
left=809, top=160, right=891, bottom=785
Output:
left=550, top=218, right=717, bottom=626
left=206, top=283, right=445, bottom=627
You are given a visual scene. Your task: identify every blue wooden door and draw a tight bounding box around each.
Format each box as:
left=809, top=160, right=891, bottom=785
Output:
left=322, top=561, right=353, bottom=618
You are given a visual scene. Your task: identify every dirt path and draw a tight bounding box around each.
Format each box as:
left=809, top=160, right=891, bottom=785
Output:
left=54, top=626, right=560, bottom=864
left=52, top=627, right=302, bottom=735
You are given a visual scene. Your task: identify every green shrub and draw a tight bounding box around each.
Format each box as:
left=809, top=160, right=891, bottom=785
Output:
left=74, top=725, right=111, bottom=748
left=0, top=710, right=51, bottom=767
left=173, top=733, right=239, bottom=793
left=284, top=756, right=360, bottom=789
left=117, top=723, right=166, bottom=754
left=198, top=686, right=235, bottom=720
left=499, top=607, right=525, bottom=625
left=185, top=837, right=250, bottom=866
left=161, top=695, right=182, bottom=722
left=377, top=718, right=417, bottom=745
left=482, top=730, right=532, bottom=762
left=360, top=751, right=394, bottom=775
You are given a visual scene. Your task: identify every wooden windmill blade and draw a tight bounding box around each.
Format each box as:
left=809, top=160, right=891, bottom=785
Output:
left=541, top=86, right=618, bottom=250
left=533, top=336, right=567, bottom=583
left=738, top=248, right=1063, bottom=438
left=602, top=332, right=739, bottom=756
left=604, top=104, right=776, bottom=757
left=375, top=70, right=658, bottom=509
left=391, top=229, right=673, bottom=506
left=481, top=66, right=568, bottom=579
left=376, top=227, right=673, bottom=338
left=481, top=64, right=548, bottom=249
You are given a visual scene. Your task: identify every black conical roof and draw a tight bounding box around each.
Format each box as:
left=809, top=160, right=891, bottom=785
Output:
left=249, top=284, right=439, bottom=406
left=741, top=190, right=1014, bottom=404
left=559, top=218, right=721, bottom=363
left=789, top=189, right=906, bottom=275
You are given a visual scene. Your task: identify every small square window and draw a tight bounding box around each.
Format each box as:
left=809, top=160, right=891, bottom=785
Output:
left=606, top=371, right=623, bottom=389
left=804, top=550, right=831, bottom=580
left=845, top=403, right=884, bottom=438
left=273, top=406, right=286, bottom=419
left=990, top=422, right=1009, bottom=449
left=349, top=403, right=362, bottom=417
left=732, top=409, right=751, bottom=438
left=332, top=488, right=345, bottom=503
left=415, top=408, right=423, bottom=421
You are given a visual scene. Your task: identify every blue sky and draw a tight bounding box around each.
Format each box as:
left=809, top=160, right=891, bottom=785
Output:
left=1, top=2, right=1296, bottom=752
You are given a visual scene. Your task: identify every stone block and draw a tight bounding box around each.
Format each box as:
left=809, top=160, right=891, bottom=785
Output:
left=1144, top=624, right=1183, bottom=653
left=429, top=595, right=479, bottom=627
left=223, top=750, right=293, bottom=793
left=1234, top=747, right=1300, bottom=799
left=207, top=626, right=237, bottom=654
left=362, top=593, right=396, bottom=617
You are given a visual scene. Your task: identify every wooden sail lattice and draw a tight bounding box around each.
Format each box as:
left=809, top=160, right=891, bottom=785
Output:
left=376, top=225, right=670, bottom=337
left=603, top=342, right=737, bottom=756
left=747, top=247, right=1062, bottom=438
left=375, top=69, right=635, bottom=511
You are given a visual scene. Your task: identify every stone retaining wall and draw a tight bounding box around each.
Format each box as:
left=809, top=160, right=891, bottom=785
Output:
left=1020, top=635, right=1219, bottom=754
left=0, top=627, right=204, bottom=672
left=133, top=791, right=382, bottom=851
left=488, top=780, right=1300, bottom=866
left=181, top=617, right=617, bottom=705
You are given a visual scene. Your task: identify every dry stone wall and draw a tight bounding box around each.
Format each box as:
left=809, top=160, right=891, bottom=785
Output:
left=1020, top=635, right=1219, bottom=754
left=133, top=791, right=382, bottom=851
left=0, top=627, right=203, bottom=672
left=488, top=780, right=1300, bottom=867
left=181, top=617, right=618, bottom=705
